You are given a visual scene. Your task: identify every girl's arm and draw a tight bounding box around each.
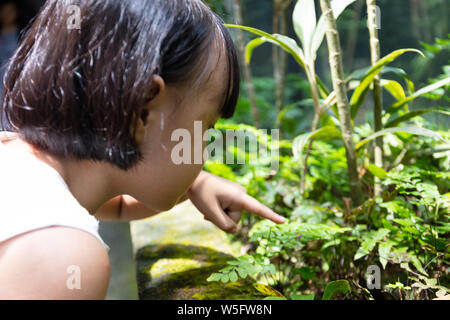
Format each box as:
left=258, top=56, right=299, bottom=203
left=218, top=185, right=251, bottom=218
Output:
left=94, top=171, right=285, bottom=231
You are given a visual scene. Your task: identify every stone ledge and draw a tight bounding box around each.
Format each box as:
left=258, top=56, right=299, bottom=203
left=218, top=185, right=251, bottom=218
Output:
left=130, top=201, right=264, bottom=300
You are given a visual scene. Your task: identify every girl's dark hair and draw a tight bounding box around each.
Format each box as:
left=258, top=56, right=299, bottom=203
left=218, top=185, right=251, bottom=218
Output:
left=0, top=0, right=240, bottom=170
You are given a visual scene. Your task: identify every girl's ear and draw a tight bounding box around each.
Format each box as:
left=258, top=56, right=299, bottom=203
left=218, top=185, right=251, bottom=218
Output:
left=134, top=75, right=166, bottom=145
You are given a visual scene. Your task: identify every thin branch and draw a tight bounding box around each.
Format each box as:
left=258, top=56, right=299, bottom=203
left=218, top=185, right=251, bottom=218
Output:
left=319, top=0, right=362, bottom=206
left=367, top=0, right=384, bottom=198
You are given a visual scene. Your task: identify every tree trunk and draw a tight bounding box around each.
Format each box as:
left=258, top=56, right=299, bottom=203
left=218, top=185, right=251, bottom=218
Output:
left=273, top=0, right=292, bottom=118
left=409, top=0, right=421, bottom=42
left=273, top=0, right=282, bottom=113
left=418, top=0, right=432, bottom=43
left=232, top=0, right=261, bottom=128
left=367, top=0, right=383, bottom=198
left=319, top=0, right=362, bottom=206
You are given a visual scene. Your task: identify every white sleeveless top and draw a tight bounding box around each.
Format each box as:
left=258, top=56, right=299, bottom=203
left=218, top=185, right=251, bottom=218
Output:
left=0, top=132, right=109, bottom=251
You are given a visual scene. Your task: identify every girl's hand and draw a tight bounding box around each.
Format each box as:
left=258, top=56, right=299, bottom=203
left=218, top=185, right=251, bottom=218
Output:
left=186, top=171, right=285, bottom=233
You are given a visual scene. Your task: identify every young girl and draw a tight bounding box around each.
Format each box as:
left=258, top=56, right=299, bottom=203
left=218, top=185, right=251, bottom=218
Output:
left=0, top=0, right=285, bottom=299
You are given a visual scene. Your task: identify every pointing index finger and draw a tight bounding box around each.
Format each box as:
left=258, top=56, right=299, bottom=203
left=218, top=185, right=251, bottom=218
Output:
left=237, top=193, right=286, bottom=224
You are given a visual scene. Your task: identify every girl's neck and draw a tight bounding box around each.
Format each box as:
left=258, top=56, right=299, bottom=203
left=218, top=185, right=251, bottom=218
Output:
left=3, top=136, right=121, bottom=214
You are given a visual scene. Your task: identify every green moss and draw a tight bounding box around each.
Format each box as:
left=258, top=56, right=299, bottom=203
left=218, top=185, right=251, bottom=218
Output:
left=141, top=266, right=264, bottom=300
left=150, top=258, right=204, bottom=278
left=135, top=243, right=264, bottom=300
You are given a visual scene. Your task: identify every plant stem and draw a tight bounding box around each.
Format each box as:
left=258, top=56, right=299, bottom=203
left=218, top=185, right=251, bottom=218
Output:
left=299, top=66, right=322, bottom=194
left=319, top=0, right=362, bottom=206
left=367, top=0, right=384, bottom=198
left=232, top=0, right=261, bottom=128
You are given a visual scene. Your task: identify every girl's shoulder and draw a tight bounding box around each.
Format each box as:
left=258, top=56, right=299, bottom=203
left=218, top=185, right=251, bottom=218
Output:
left=0, top=132, right=109, bottom=251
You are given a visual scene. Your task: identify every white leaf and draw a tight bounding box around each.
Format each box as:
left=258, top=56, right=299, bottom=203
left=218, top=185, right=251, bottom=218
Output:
left=293, top=0, right=317, bottom=64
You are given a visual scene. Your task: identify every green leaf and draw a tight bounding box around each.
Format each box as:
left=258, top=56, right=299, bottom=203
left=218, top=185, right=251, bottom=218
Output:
left=354, top=229, right=390, bottom=260
left=263, top=296, right=288, bottom=300
left=253, top=283, right=285, bottom=297
left=204, top=161, right=237, bottom=182
left=354, top=238, right=377, bottom=260
left=292, top=126, right=342, bottom=163
left=350, top=49, right=424, bottom=119
left=293, top=0, right=316, bottom=64
left=382, top=80, right=406, bottom=101
left=311, top=0, right=357, bottom=60
left=229, top=271, right=238, bottom=282
left=226, top=24, right=305, bottom=68
left=385, top=109, right=450, bottom=128
left=273, top=34, right=306, bottom=68
left=322, top=280, right=351, bottom=300
left=316, top=75, right=331, bottom=97
left=236, top=267, right=248, bottom=279
left=296, top=267, right=317, bottom=281
left=245, top=37, right=267, bottom=63
left=381, top=80, right=408, bottom=110
left=263, top=264, right=277, bottom=275
left=378, top=241, right=394, bottom=269
left=372, top=228, right=391, bottom=241
left=220, top=274, right=229, bottom=283
left=368, top=164, right=388, bottom=179
left=386, top=77, right=450, bottom=114
left=347, top=66, right=409, bottom=82
left=207, top=273, right=223, bottom=282
left=387, top=281, right=411, bottom=290
left=410, top=255, right=428, bottom=276
left=355, top=126, right=448, bottom=150
left=290, top=294, right=315, bottom=300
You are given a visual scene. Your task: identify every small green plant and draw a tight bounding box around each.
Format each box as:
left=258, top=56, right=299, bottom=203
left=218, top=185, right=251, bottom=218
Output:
left=207, top=219, right=349, bottom=294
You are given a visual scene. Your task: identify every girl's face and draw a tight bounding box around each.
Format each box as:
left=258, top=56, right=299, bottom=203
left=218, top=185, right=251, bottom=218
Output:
left=117, top=44, right=227, bottom=211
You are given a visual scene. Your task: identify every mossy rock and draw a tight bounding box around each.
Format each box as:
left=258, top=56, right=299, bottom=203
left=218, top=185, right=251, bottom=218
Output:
left=136, top=243, right=264, bottom=300
left=130, top=202, right=264, bottom=300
